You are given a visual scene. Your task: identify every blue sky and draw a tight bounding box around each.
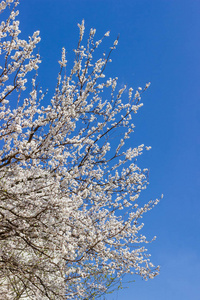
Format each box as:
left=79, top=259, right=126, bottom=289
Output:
left=18, top=0, right=200, bottom=299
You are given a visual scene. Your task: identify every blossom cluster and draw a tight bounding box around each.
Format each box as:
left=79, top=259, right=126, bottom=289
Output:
left=0, top=1, right=160, bottom=299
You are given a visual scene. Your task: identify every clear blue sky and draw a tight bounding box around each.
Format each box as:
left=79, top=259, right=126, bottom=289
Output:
left=18, top=0, right=200, bottom=299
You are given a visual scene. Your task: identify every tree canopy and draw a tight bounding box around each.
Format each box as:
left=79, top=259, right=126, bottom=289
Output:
left=0, top=1, right=160, bottom=299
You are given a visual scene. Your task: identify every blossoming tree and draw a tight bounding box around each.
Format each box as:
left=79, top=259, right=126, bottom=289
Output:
left=0, top=0, right=160, bottom=299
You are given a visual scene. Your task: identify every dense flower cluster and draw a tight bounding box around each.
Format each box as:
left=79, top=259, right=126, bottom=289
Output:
left=0, top=1, right=160, bottom=299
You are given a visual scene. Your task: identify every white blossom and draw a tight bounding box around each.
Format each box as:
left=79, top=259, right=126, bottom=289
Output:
left=0, top=1, right=160, bottom=299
